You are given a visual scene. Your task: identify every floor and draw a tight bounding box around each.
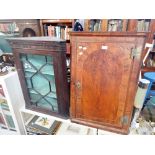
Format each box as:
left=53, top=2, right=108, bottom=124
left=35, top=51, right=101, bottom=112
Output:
left=1, top=119, right=155, bottom=135
left=0, top=106, right=155, bottom=135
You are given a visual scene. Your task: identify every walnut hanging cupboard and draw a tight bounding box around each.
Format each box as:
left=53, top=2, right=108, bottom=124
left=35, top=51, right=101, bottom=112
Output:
left=70, top=32, right=147, bottom=134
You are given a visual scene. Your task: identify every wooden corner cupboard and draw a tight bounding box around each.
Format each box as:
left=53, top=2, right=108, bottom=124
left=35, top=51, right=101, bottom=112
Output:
left=70, top=32, right=147, bottom=134
left=7, top=37, right=69, bottom=118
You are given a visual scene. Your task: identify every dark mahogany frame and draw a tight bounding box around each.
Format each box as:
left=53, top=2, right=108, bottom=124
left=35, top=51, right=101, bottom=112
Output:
left=8, top=38, right=69, bottom=118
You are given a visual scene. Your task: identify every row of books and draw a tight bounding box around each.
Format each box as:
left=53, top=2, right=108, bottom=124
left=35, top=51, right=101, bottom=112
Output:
left=108, top=19, right=123, bottom=32
left=43, top=25, right=72, bottom=40
left=0, top=23, right=18, bottom=33
left=137, top=19, right=150, bottom=32
left=89, top=19, right=102, bottom=32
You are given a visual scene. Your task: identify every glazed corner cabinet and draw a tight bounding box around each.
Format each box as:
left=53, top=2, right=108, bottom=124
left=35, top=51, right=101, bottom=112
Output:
left=70, top=32, right=147, bottom=134
left=7, top=37, right=69, bottom=118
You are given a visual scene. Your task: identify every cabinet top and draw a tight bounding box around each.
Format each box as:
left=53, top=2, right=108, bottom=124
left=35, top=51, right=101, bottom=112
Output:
left=7, top=36, right=66, bottom=42
left=7, top=37, right=66, bottom=51
left=69, top=32, right=147, bottom=38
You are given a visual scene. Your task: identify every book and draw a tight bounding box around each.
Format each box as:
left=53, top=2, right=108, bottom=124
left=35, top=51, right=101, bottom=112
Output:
left=94, top=22, right=99, bottom=31
left=26, top=115, right=61, bottom=135
left=61, top=27, right=65, bottom=39
left=0, top=23, right=17, bottom=33
left=108, top=19, right=123, bottom=32
left=117, top=20, right=122, bottom=31
left=64, top=26, right=68, bottom=40
left=66, top=27, right=72, bottom=40
left=43, top=24, right=48, bottom=36
left=44, top=24, right=72, bottom=40
left=55, top=26, right=61, bottom=38
left=48, top=25, right=54, bottom=36
left=144, top=21, right=150, bottom=32
left=137, top=20, right=145, bottom=31
left=98, top=20, right=102, bottom=31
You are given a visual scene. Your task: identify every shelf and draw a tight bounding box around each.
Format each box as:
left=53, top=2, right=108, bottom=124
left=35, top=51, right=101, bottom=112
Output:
left=1, top=109, right=11, bottom=115
left=40, top=19, right=73, bottom=45
left=0, top=102, right=10, bottom=111
left=141, top=67, right=155, bottom=76
left=0, top=124, right=7, bottom=129
left=0, top=128, right=18, bottom=135
left=41, top=19, right=73, bottom=24
left=0, top=96, right=6, bottom=100
left=141, top=67, right=155, bottom=71
left=4, top=114, right=16, bottom=129
left=20, top=108, right=70, bottom=123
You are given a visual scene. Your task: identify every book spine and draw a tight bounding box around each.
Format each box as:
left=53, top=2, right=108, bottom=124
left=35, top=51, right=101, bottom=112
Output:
left=48, top=25, right=52, bottom=36
left=51, top=26, right=54, bottom=36
left=43, top=24, right=48, bottom=36
left=61, top=27, right=65, bottom=39
left=58, top=26, right=61, bottom=38
left=144, top=21, right=150, bottom=32
left=65, top=26, right=68, bottom=40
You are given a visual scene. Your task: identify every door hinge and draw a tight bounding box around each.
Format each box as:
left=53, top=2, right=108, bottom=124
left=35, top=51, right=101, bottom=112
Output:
left=130, top=47, right=142, bottom=59
left=120, top=116, right=129, bottom=125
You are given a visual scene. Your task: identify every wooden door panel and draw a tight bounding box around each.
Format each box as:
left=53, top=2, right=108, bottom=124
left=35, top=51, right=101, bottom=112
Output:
left=75, top=42, right=135, bottom=127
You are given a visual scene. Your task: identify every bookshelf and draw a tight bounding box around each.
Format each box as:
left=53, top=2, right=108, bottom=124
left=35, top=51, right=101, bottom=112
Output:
left=84, top=19, right=128, bottom=32
left=129, top=19, right=155, bottom=75
left=39, top=19, right=155, bottom=78
left=0, top=20, right=19, bottom=35
left=39, top=19, right=75, bottom=85
left=40, top=20, right=73, bottom=39
left=120, top=19, right=155, bottom=75
left=40, top=19, right=75, bottom=56
left=0, top=71, right=25, bottom=135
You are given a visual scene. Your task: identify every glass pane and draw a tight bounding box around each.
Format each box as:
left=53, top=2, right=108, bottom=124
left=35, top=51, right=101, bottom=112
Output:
left=20, top=54, right=58, bottom=112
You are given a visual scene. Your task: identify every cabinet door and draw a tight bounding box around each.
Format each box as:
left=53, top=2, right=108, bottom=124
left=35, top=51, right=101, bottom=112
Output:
left=71, top=41, right=138, bottom=128
left=14, top=51, right=67, bottom=117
